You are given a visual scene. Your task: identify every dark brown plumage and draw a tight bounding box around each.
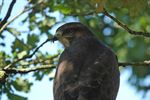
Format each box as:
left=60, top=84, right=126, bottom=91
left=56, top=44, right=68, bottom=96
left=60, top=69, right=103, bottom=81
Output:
left=53, top=22, right=120, bottom=100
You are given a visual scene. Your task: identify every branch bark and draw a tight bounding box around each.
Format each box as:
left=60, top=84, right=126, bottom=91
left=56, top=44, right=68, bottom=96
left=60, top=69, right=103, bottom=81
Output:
left=0, top=0, right=16, bottom=29
left=3, top=60, right=150, bottom=74
left=3, top=64, right=55, bottom=74
left=2, top=60, right=150, bottom=75
left=69, top=8, right=150, bottom=37
left=18, top=53, right=59, bottom=66
left=103, top=8, right=150, bottom=37
left=118, top=60, right=150, bottom=67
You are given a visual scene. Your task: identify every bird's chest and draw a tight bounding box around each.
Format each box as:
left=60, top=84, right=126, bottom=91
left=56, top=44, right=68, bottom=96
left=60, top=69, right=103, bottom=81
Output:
left=54, top=47, right=87, bottom=87
left=56, top=60, right=73, bottom=80
left=56, top=60, right=78, bottom=83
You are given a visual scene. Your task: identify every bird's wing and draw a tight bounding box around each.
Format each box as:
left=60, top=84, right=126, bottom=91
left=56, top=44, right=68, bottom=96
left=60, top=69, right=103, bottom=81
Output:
left=76, top=50, right=119, bottom=100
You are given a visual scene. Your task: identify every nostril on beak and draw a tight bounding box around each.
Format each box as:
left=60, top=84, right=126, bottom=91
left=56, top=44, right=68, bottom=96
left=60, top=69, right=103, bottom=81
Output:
left=52, top=36, right=58, bottom=43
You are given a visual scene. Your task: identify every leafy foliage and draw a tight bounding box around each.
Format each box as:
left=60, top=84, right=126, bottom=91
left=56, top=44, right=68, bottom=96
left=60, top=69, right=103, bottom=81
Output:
left=0, top=0, right=150, bottom=99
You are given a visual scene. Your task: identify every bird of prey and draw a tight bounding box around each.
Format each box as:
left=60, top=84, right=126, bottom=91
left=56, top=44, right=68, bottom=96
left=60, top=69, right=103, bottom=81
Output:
left=52, top=22, right=120, bottom=100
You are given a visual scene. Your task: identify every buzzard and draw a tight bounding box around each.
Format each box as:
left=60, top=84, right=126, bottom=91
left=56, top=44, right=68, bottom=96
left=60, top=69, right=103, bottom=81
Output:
left=52, top=22, right=120, bottom=100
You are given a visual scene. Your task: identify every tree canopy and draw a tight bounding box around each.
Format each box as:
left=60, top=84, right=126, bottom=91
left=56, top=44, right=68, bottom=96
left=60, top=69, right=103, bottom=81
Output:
left=0, top=0, right=150, bottom=99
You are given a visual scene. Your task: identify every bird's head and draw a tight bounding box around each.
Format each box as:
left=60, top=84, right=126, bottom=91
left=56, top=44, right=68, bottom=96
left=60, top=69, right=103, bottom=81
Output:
left=52, top=22, right=94, bottom=47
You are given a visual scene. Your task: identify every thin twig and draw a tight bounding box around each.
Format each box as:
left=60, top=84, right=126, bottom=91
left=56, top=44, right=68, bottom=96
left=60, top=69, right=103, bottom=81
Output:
left=6, top=28, right=31, bottom=49
left=0, top=0, right=4, bottom=14
left=118, top=60, right=150, bottom=67
left=0, top=0, right=16, bottom=29
left=103, top=8, right=150, bottom=37
left=3, top=64, right=55, bottom=74
left=4, top=38, right=52, bottom=69
left=20, top=53, right=59, bottom=66
left=0, top=0, right=44, bottom=33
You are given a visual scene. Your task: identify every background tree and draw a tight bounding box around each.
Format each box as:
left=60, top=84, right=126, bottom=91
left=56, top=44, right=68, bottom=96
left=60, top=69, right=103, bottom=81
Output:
left=0, top=0, right=150, bottom=99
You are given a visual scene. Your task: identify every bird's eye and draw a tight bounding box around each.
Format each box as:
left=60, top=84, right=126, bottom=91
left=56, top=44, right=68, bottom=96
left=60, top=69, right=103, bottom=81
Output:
left=63, top=32, right=73, bottom=38
left=56, top=31, right=62, bottom=37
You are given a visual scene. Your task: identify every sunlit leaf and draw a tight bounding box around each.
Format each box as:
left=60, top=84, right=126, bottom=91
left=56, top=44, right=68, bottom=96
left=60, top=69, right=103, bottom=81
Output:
left=7, top=28, right=21, bottom=35
left=17, top=51, right=27, bottom=59
left=53, top=4, right=72, bottom=14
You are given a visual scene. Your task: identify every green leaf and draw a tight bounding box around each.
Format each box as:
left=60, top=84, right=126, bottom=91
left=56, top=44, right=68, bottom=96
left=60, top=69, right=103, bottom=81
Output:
left=27, top=34, right=39, bottom=48
left=53, top=4, right=72, bottom=14
left=12, top=39, right=28, bottom=53
left=7, top=93, right=27, bottom=100
left=29, top=23, right=36, bottom=30
left=0, top=52, right=6, bottom=67
left=7, top=28, right=21, bottom=35
left=33, top=71, right=44, bottom=81
left=12, top=77, right=33, bottom=93
left=38, top=17, right=56, bottom=33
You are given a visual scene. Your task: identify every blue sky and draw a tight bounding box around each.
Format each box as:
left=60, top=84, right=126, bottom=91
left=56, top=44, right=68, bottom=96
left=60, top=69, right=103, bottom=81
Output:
left=0, top=0, right=148, bottom=100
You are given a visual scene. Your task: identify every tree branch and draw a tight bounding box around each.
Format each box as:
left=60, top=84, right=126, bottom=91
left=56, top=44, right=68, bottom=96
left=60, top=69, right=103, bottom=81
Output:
left=18, top=53, right=59, bottom=66
left=0, top=0, right=16, bottom=29
left=68, top=8, right=150, bottom=37
left=3, top=64, right=55, bottom=74
left=118, top=60, right=150, bottom=67
left=0, top=0, right=44, bottom=33
left=2, top=60, right=150, bottom=75
left=103, top=8, right=150, bottom=37
left=4, top=38, right=52, bottom=69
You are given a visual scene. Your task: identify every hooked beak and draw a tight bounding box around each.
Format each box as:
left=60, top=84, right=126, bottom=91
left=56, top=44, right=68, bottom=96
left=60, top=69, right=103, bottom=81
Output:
left=52, top=36, right=58, bottom=43
left=52, top=31, right=62, bottom=43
